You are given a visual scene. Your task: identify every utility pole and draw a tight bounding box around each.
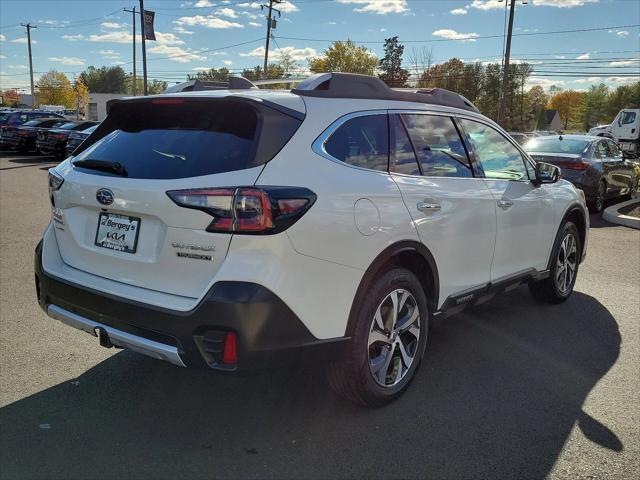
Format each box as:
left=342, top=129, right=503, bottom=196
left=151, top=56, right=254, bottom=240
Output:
left=498, top=0, right=516, bottom=126
left=124, top=7, right=137, bottom=96
left=262, top=0, right=281, bottom=79
left=139, top=0, right=148, bottom=95
left=20, top=23, right=37, bottom=110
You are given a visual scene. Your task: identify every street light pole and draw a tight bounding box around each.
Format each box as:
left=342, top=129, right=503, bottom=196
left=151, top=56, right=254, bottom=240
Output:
left=124, top=6, right=137, bottom=96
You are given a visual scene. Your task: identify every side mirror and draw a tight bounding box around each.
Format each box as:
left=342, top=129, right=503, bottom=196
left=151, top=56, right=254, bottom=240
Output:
left=534, top=162, right=560, bottom=185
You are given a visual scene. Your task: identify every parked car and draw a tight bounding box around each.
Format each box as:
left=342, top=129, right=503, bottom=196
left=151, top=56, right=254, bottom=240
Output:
left=1, top=118, right=67, bottom=153
left=36, top=121, right=98, bottom=157
left=509, top=132, right=529, bottom=145
left=65, top=124, right=98, bottom=157
left=36, top=73, right=589, bottom=406
left=524, top=134, right=638, bottom=212
left=0, top=111, right=64, bottom=148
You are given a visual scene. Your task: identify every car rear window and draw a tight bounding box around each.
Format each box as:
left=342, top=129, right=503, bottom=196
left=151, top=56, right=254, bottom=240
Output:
left=73, top=99, right=302, bottom=179
left=524, top=137, right=590, bottom=154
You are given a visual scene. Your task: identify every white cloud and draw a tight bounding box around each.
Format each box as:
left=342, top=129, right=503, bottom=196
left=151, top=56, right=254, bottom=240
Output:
left=0, top=55, right=6, bottom=59
left=0, top=34, right=5, bottom=41
left=616, top=30, right=629, bottom=37
left=432, top=29, right=479, bottom=42
left=532, top=0, right=599, bottom=7
left=240, top=11, right=258, bottom=20
left=450, top=8, right=468, bottom=15
left=223, top=60, right=232, bottom=65
left=86, top=31, right=184, bottom=45
left=174, top=26, right=195, bottom=35
left=240, top=45, right=318, bottom=61
left=101, top=22, right=127, bottom=30
left=111, top=61, right=125, bottom=65
left=209, top=51, right=228, bottom=56
left=337, top=0, right=408, bottom=15
left=278, top=1, right=299, bottom=12
left=576, top=53, right=590, bottom=59
left=174, top=15, right=244, bottom=29
left=609, top=58, right=639, bottom=66
left=98, top=49, right=120, bottom=59
left=469, top=1, right=503, bottom=11
left=62, top=34, right=85, bottom=41
left=11, top=37, right=38, bottom=44
left=215, top=7, right=238, bottom=18
left=191, top=67, right=211, bottom=71
left=526, top=77, right=566, bottom=89
left=9, top=65, right=28, bottom=70
left=194, top=0, right=216, bottom=7
left=248, top=22, right=261, bottom=27
left=237, top=2, right=261, bottom=8
left=147, top=44, right=207, bottom=63
left=606, top=76, right=639, bottom=85
left=48, top=56, right=85, bottom=66
left=37, top=19, right=70, bottom=26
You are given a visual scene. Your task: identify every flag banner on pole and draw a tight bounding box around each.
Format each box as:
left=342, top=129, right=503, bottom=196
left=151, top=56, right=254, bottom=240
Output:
left=144, top=10, right=156, bottom=40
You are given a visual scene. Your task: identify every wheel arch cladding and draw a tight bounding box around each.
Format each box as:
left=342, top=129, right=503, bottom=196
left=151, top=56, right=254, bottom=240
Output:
left=560, top=206, right=587, bottom=264
left=346, top=241, right=439, bottom=336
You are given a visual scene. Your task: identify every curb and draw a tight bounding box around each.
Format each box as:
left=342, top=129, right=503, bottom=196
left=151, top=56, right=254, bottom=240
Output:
left=603, top=199, right=640, bottom=230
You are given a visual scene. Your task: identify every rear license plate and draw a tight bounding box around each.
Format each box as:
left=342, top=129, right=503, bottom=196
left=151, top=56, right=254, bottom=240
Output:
left=94, top=212, right=140, bottom=254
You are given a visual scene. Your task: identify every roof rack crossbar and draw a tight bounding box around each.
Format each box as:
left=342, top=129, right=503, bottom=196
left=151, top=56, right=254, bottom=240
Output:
left=291, top=73, right=479, bottom=113
left=163, top=76, right=258, bottom=94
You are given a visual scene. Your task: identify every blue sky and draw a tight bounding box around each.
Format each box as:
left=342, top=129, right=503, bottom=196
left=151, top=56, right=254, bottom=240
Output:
left=1, top=0, right=638, bottom=93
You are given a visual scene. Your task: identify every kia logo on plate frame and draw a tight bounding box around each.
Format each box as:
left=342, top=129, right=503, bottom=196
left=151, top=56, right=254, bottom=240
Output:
left=96, top=188, right=114, bottom=206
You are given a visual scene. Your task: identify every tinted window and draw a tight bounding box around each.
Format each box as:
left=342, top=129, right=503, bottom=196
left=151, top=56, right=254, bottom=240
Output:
left=460, top=119, right=528, bottom=181
left=524, top=137, right=590, bottom=154
left=402, top=114, right=472, bottom=178
left=74, top=99, right=301, bottom=180
left=57, top=122, right=81, bottom=130
left=325, top=114, right=389, bottom=171
left=391, top=116, right=420, bottom=176
left=22, top=120, right=42, bottom=127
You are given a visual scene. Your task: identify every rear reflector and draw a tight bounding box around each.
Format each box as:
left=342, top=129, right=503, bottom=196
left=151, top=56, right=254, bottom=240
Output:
left=166, top=186, right=316, bottom=234
left=223, top=332, right=238, bottom=364
left=150, top=98, right=185, bottom=105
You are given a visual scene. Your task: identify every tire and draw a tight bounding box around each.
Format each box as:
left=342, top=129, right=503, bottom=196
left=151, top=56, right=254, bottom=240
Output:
left=529, top=221, right=581, bottom=304
left=326, top=268, right=429, bottom=407
left=589, top=181, right=606, bottom=213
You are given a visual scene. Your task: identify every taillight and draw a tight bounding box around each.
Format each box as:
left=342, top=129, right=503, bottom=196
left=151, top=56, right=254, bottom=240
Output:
left=567, top=162, right=589, bottom=171
left=166, top=186, right=316, bottom=234
left=222, top=332, right=238, bottom=365
left=49, top=133, right=67, bottom=140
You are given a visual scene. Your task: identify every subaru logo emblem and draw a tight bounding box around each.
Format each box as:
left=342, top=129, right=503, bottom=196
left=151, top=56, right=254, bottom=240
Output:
left=96, top=188, right=114, bottom=206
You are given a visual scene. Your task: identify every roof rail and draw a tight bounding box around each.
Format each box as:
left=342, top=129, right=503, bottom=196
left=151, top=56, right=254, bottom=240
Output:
left=291, top=72, right=479, bottom=113
left=164, top=76, right=258, bottom=94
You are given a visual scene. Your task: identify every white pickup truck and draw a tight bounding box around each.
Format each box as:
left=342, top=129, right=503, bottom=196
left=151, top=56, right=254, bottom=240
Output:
left=588, top=109, right=640, bottom=157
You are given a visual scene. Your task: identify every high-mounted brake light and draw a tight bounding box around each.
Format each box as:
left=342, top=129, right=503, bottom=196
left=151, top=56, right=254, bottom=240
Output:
left=166, top=186, right=316, bottom=234
left=151, top=98, right=185, bottom=105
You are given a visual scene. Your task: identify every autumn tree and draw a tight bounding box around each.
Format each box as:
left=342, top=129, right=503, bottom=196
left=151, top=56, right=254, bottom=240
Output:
left=309, top=40, right=378, bottom=76
left=72, top=78, right=89, bottom=118
left=548, top=90, right=584, bottom=130
left=378, top=36, right=409, bottom=87
left=36, top=70, right=75, bottom=107
left=1, top=89, right=20, bottom=107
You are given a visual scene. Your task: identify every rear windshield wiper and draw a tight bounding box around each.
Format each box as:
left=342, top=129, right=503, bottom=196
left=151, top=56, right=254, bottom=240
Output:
left=72, top=159, right=128, bottom=177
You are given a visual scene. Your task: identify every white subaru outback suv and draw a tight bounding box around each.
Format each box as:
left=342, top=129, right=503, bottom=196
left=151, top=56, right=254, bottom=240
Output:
left=36, top=73, right=588, bottom=406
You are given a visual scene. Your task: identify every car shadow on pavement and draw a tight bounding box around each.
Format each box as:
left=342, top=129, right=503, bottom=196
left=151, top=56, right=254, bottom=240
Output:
left=0, top=288, right=621, bottom=480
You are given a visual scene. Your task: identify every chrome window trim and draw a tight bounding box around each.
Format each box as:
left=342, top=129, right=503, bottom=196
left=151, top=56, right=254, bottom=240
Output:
left=311, top=109, right=391, bottom=175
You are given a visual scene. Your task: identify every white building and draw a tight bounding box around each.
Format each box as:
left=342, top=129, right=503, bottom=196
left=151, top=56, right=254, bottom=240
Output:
left=87, top=93, right=127, bottom=121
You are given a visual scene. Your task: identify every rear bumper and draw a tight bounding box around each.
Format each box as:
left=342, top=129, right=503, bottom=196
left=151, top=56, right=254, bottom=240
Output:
left=35, top=241, right=347, bottom=371
left=36, top=140, right=64, bottom=154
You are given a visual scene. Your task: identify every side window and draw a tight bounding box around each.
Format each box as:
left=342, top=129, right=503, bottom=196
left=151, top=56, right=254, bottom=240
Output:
left=401, top=114, right=472, bottom=178
left=391, top=115, right=420, bottom=176
left=458, top=119, right=528, bottom=181
left=607, top=140, right=622, bottom=158
left=595, top=141, right=609, bottom=158
left=324, top=114, right=389, bottom=171
left=19, top=114, right=28, bottom=122
left=621, top=111, right=636, bottom=125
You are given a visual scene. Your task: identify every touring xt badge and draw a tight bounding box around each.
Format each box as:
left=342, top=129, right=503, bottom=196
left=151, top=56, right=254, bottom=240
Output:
left=172, top=242, right=215, bottom=261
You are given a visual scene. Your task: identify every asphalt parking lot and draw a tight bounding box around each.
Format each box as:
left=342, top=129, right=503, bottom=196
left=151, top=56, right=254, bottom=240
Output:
left=0, top=151, right=638, bottom=480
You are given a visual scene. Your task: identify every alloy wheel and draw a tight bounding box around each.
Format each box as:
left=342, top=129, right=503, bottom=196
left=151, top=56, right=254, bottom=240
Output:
left=368, top=289, right=421, bottom=388
left=596, top=183, right=605, bottom=212
left=555, top=233, right=577, bottom=294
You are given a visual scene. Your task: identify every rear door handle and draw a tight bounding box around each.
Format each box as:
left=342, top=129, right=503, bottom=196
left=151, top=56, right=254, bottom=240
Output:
left=497, top=200, right=514, bottom=209
left=417, top=201, right=441, bottom=212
